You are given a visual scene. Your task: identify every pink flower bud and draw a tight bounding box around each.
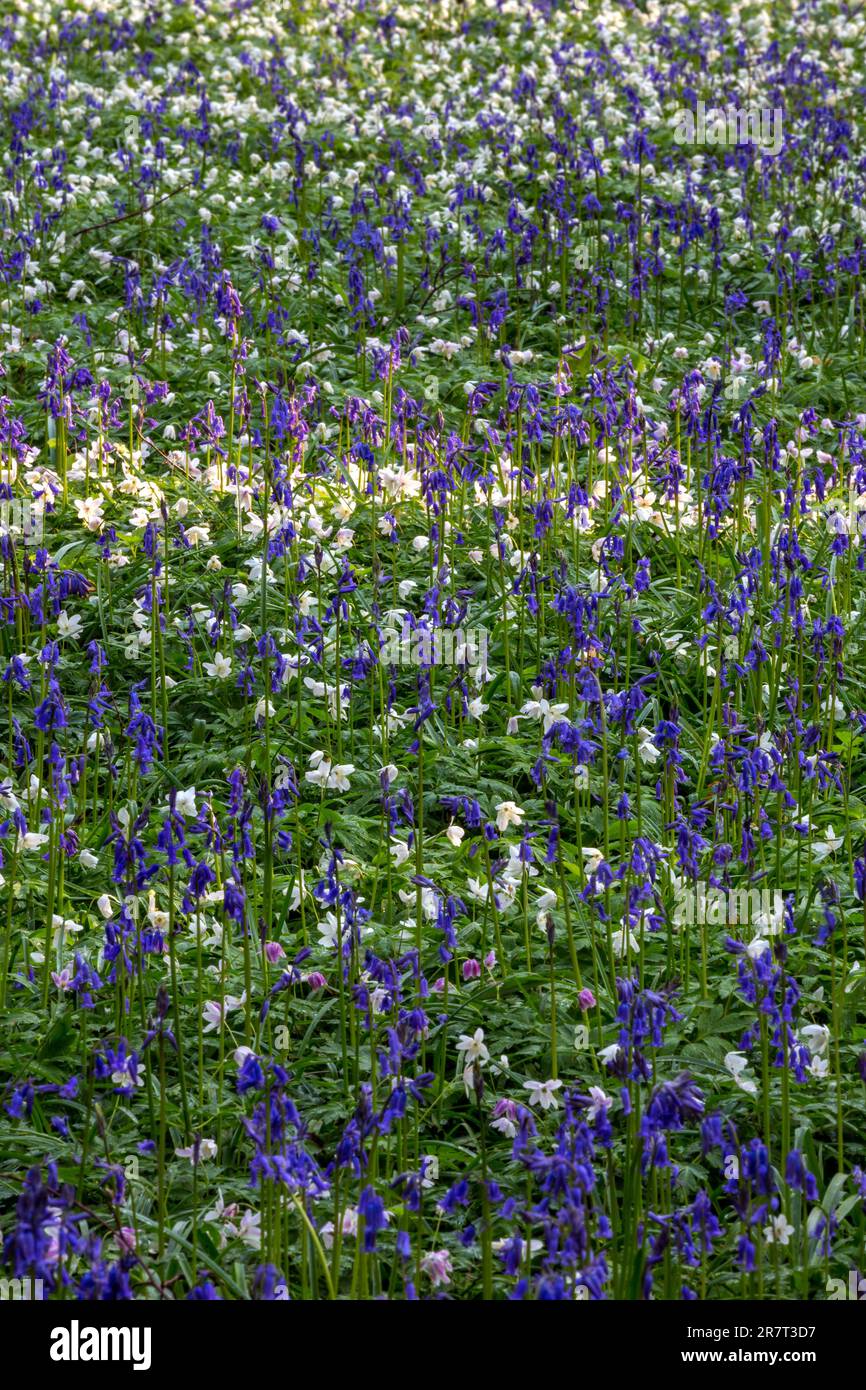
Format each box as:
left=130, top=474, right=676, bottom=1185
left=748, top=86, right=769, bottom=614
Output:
left=116, top=1227, right=137, bottom=1253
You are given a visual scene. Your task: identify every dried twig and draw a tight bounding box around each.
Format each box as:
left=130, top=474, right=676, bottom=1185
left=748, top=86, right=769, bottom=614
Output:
left=69, top=182, right=193, bottom=242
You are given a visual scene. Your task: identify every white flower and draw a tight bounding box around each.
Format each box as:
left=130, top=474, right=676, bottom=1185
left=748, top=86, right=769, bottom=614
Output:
left=390, top=838, right=411, bottom=867
left=521, top=686, right=568, bottom=732
left=147, top=891, right=170, bottom=931
left=328, top=763, right=354, bottom=791
left=46, top=913, right=80, bottom=948
left=420, top=1250, right=453, bottom=1287
left=763, top=1214, right=794, bottom=1246
left=303, top=751, right=353, bottom=791
left=320, top=1209, right=358, bottom=1249
left=111, top=1065, right=144, bottom=1089
left=747, top=936, right=771, bottom=960
left=305, top=751, right=331, bottom=787
left=456, top=1028, right=489, bottom=1067
left=202, top=1001, right=225, bottom=1033
left=445, top=823, right=465, bottom=848
left=56, top=610, right=83, bottom=640
left=724, top=1051, right=758, bottom=1094
left=204, top=652, right=232, bottom=679
left=494, top=800, right=524, bottom=833
left=752, top=896, right=785, bottom=936
left=235, top=1208, right=262, bottom=1249
left=176, top=1138, right=218, bottom=1163
left=466, top=876, right=491, bottom=904
left=587, top=1085, right=612, bottom=1120
left=467, top=696, right=488, bottom=719
left=524, top=1078, right=563, bottom=1111
left=812, top=825, right=843, bottom=860
left=203, top=1191, right=247, bottom=1247
left=74, top=496, right=105, bottom=532
left=610, top=926, right=639, bottom=957
left=800, top=1024, right=830, bottom=1057
left=316, top=912, right=341, bottom=949
left=583, top=847, right=604, bottom=875
left=176, top=786, right=197, bottom=818
left=637, top=726, right=660, bottom=765
left=202, top=994, right=245, bottom=1033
